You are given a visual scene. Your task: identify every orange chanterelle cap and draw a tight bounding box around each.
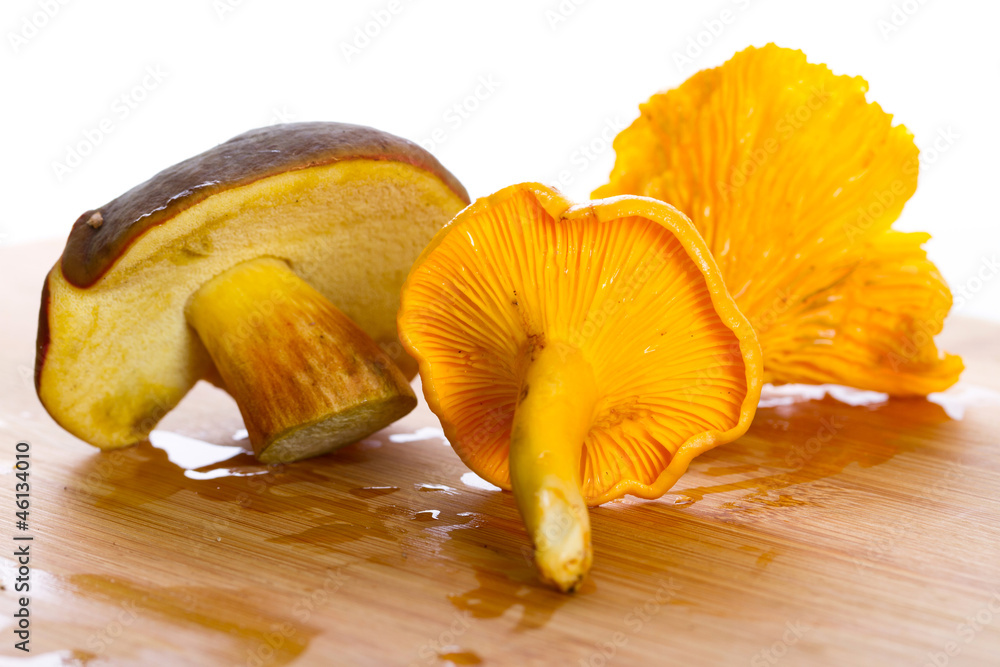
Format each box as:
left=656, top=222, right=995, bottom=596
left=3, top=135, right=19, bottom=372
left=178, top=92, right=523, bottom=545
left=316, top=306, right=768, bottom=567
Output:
left=398, top=183, right=763, bottom=591
left=595, top=44, right=962, bottom=395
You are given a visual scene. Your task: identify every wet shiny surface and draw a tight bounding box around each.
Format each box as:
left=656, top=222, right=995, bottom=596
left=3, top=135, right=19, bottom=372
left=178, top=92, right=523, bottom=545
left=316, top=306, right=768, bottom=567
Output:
left=2, top=243, right=1000, bottom=666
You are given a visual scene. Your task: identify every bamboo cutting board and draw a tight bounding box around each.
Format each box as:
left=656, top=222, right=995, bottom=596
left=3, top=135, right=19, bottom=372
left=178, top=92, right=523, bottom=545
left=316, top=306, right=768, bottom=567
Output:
left=1, top=241, right=999, bottom=667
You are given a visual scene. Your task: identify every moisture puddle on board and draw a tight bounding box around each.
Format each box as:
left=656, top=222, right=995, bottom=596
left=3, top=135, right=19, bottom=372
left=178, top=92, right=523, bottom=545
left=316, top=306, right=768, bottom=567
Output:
left=927, top=385, right=1000, bottom=420
left=148, top=430, right=265, bottom=480
left=63, top=573, right=311, bottom=666
left=758, top=383, right=889, bottom=409
left=758, top=382, right=1000, bottom=421
left=460, top=472, right=501, bottom=492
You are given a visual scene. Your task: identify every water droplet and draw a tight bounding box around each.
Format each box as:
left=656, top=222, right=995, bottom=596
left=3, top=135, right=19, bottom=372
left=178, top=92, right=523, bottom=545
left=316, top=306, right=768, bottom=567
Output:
left=184, top=468, right=268, bottom=481
left=438, top=648, right=483, bottom=665
left=415, top=483, right=456, bottom=494
left=414, top=510, right=441, bottom=521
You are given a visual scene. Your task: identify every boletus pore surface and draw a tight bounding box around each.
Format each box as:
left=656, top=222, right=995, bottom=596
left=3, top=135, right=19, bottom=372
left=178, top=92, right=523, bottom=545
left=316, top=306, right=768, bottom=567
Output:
left=37, top=122, right=469, bottom=463
left=398, top=183, right=763, bottom=591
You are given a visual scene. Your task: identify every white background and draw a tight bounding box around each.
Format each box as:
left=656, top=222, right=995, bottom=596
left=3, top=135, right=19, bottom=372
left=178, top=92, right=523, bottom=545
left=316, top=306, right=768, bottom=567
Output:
left=2, top=0, right=998, bottom=322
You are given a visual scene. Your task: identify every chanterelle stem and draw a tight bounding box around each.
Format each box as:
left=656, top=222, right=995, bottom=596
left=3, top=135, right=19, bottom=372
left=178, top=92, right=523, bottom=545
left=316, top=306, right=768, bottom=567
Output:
left=509, top=341, right=597, bottom=592
left=185, top=257, right=416, bottom=463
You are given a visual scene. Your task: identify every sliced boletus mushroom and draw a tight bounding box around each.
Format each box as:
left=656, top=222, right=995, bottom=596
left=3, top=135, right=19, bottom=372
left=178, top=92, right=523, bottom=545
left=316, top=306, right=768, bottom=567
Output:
left=398, top=183, right=763, bottom=591
left=36, top=122, right=469, bottom=463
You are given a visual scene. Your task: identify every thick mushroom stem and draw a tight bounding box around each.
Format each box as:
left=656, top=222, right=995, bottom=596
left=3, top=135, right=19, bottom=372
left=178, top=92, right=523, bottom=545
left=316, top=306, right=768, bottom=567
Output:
left=509, top=341, right=597, bottom=592
left=185, top=257, right=416, bottom=463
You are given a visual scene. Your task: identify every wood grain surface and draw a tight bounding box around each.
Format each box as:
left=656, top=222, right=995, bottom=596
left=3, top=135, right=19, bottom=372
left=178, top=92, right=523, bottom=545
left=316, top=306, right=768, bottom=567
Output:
left=1, top=241, right=999, bottom=667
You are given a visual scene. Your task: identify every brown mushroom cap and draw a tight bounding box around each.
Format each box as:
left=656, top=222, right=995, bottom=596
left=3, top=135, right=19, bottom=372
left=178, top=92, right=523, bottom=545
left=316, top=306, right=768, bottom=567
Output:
left=36, top=122, right=469, bottom=449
